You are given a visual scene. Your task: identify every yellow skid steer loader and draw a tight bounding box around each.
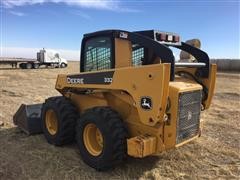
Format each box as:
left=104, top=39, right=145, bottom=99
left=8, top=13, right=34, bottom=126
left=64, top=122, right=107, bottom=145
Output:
left=14, top=29, right=216, bottom=171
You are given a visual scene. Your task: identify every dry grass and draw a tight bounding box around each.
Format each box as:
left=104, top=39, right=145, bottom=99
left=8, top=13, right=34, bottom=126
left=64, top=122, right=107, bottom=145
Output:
left=0, top=62, right=239, bottom=179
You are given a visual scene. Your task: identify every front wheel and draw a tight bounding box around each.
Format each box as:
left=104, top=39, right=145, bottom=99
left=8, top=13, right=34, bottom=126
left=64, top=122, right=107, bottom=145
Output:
left=42, top=96, right=79, bottom=146
left=60, top=63, right=67, bottom=68
left=76, top=107, right=128, bottom=171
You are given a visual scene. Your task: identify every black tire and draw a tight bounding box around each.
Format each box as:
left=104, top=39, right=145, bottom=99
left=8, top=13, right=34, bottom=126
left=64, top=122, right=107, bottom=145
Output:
left=60, top=63, right=67, bottom=68
left=76, top=107, right=128, bottom=171
left=42, top=96, right=79, bottom=146
left=19, top=63, right=26, bottom=69
left=33, top=63, right=40, bottom=69
left=26, top=63, right=32, bottom=69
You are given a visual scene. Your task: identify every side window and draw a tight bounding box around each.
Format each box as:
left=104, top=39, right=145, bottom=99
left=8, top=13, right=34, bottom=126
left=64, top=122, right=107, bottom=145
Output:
left=132, top=44, right=157, bottom=66
left=84, top=37, right=112, bottom=72
left=132, top=44, right=145, bottom=66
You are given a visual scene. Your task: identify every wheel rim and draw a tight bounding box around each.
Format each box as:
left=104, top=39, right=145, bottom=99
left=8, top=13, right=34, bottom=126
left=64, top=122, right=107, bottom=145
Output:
left=45, top=109, right=58, bottom=135
left=83, top=123, right=103, bottom=156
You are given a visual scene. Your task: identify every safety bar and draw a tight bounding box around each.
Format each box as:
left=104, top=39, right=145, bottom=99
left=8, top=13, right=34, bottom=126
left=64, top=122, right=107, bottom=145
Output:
left=175, top=62, right=206, bottom=68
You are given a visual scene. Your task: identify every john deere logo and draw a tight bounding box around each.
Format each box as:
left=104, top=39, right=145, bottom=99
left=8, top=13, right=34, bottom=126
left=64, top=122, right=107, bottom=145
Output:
left=187, top=111, right=192, bottom=120
left=140, top=97, right=152, bottom=110
left=119, top=32, right=128, bottom=39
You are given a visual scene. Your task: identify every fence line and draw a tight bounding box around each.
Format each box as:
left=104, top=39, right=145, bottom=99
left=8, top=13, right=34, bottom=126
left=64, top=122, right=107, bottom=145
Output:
left=210, top=59, right=240, bottom=72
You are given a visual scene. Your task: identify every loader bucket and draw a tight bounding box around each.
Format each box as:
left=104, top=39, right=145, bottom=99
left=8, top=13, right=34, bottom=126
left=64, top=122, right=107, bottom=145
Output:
left=13, top=104, right=43, bottom=135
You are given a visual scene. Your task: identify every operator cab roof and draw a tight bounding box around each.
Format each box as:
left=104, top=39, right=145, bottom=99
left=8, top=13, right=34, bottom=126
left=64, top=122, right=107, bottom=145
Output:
left=82, top=29, right=210, bottom=81
left=83, top=29, right=181, bottom=46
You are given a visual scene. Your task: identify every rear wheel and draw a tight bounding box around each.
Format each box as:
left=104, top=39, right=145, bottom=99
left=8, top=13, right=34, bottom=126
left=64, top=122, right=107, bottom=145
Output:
left=26, top=63, right=32, bottom=69
left=33, top=63, right=40, bottom=69
left=76, top=107, right=128, bottom=171
left=42, top=96, right=78, bottom=145
left=19, top=63, right=26, bottom=69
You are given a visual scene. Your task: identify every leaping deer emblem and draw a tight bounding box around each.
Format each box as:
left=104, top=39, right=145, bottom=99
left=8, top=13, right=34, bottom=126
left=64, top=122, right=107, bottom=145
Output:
left=142, top=98, right=151, bottom=109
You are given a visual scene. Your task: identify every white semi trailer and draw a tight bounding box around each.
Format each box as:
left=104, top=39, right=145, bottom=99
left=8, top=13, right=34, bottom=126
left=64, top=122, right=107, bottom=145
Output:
left=0, top=48, right=68, bottom=69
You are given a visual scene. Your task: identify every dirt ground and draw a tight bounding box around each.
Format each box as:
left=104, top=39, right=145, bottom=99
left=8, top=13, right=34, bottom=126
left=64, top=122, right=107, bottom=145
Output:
left=0, top=62, right=239, bottom=180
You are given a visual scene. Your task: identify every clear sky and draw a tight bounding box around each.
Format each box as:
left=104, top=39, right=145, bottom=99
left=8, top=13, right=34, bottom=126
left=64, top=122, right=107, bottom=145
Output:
left=0, top=0, right=239, bottom=60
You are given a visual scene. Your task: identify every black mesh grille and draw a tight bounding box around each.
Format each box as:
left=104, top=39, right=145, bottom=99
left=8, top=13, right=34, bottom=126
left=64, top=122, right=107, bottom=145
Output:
left=84, top=48, right=111, bottom=71
left=176, top=90, right=202, bottom=143
left=132, top=45, right=144, bottom=66
left=84, top=37, right=111, bottom=72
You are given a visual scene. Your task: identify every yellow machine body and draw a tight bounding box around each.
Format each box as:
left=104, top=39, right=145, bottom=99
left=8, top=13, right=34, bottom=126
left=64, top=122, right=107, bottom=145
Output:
left=55, top=31, right=216, bottom=158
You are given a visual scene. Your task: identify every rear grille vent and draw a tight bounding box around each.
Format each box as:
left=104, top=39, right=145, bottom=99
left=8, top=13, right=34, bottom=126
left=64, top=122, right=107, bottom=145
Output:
left=176, top=90, right=202, bottom=144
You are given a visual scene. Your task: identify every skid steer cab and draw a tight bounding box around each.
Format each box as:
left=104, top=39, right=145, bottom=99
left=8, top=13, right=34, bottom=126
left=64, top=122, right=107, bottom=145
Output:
left=39, top=30, right=217, bottom=171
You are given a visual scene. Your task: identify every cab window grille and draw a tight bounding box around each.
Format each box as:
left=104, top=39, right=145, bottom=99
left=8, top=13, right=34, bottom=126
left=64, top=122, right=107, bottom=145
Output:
left=132, top=44, right=144, bottom=66
left=84, top=37, right=111, bottom=72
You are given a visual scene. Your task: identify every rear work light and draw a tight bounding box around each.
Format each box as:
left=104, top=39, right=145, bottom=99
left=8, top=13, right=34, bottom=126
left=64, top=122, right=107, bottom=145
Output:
left=155, top=31, right=180, bottom=45
left=173, top=35, right=180, bottom=42
left=156, top=33, right=167, bottom=41
left=167, top=35, right=173, bottom=41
